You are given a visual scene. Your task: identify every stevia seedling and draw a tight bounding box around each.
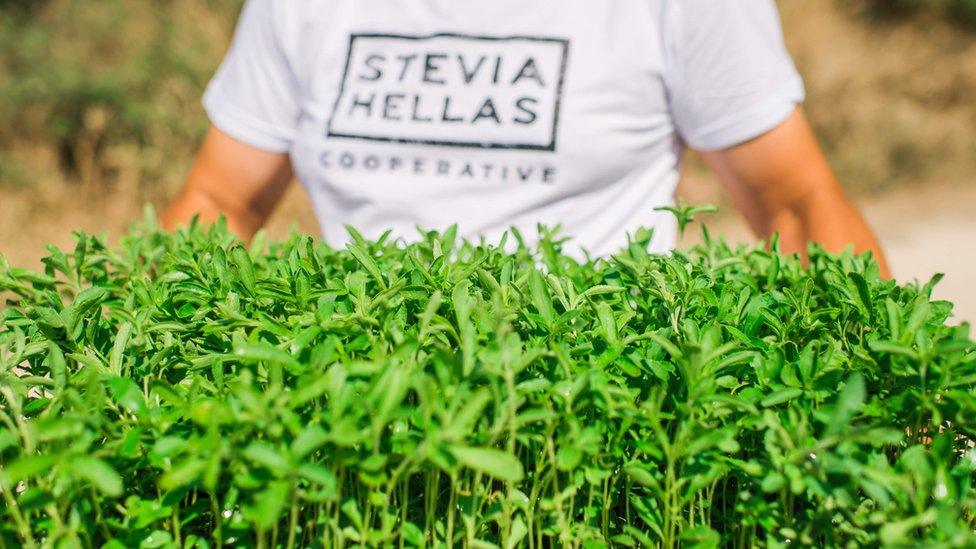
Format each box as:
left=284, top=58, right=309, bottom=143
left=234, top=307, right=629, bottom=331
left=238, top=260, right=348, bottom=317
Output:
left=0, top=212, right=973, bottom=548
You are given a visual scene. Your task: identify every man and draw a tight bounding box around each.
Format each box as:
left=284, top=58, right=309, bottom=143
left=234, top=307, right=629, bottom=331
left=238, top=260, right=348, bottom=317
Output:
left=161, top=0, right=889, bottom=274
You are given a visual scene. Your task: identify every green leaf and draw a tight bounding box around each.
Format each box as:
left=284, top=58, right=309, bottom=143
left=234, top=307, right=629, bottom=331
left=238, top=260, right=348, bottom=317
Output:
left=230, top=245, right=256, bottom=294
left=139, top=530, right=173, bottom=549
left=249, top=480, right=291, bottom=530
left=869, top=340, right=919, bottom=360
left=402, top=521, right=424, bottom=546
left=291, top=425, right=330, bottom=459
left=291, top=371, right=335, bottom=406
left=3, top=454, right=59, bottom=484
left=679, top=526, right=720, bottom=548
left=506, top=516, right=528, bottom=549
left=109, top=321, right=133, bottom=375
left=347, top=243, right=388, bottom=290
left=63, top=286, right=109, bottom=337
left=647, top=332, right=683, bottom=360
left=151, top=437, right=188, bottom=460
left=72, top=456, right=124, bottom=497
left=529, top=269, right=555, bottom=325
left=826, top=373, right=865, bottom=436
left=243, top=441, right=292, bottom=476
left=160, top=458, right=207, bottom=491
left=576, top=284, right=626, bottom=303
left=556, top=446, right=583, bottom=471
left=761, top=471, right=785, bottom=493
left=846, top=272, right=873, bottom=318
left=596, top=302, right=618, bottom=345
left=624, top=465, right=659, bottom=490
left=297, top=463, right=338, bottom=493
left=450, top=446, right=524, bottom=483
left=885, top=297, right=902, bottom=341
left=445, top=388, right=491, bottom=441
left=879, top=509, right=937, bottom=545
left=47, top=341, right=67, bottom=388
left=105, top=375, right=148, bottom=418
left=0, top=430, right=16, bottom=455
left=904, top=298, right=931, bottom=340
left=761, top=387, right=804, bottom=407
left=233, top=342, right=304, bottom=375
left=341, top=498, right=364, bottom=530
left=452, top=281, right=477, bottom=376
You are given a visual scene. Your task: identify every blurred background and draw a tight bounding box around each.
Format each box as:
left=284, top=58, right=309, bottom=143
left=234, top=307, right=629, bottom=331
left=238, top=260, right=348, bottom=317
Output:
left=0, top=0, right=974, bottom=322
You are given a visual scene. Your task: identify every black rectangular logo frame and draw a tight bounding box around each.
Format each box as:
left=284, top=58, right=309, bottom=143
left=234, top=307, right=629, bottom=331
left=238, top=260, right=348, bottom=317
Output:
left=326, top=32, right=570, bottom=152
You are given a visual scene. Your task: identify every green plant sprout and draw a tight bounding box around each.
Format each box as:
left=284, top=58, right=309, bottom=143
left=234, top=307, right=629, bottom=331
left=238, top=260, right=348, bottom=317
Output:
left=0, top=210, right=973, bottom=548
left=654, top=199, right=719, bottom=237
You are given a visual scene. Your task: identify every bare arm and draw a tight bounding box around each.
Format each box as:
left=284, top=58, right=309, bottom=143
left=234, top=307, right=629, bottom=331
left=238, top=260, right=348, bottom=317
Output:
left=161, top=126, right=293, bottom=240
left=700, top=107, right=890, bottom=277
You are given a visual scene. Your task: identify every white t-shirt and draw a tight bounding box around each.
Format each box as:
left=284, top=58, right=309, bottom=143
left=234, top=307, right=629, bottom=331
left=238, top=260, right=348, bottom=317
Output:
left=204, top=0, right=804, bottom=257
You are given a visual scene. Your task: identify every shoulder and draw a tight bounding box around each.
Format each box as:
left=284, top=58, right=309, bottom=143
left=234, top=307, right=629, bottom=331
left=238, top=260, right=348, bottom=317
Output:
left=262, top=0, right=342, bottom=54
left=659, top=0, right=785, bottom=29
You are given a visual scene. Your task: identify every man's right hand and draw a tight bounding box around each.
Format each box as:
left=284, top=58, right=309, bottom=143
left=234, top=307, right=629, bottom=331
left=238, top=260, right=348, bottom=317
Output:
left=161, top=126, right=293, bottom=241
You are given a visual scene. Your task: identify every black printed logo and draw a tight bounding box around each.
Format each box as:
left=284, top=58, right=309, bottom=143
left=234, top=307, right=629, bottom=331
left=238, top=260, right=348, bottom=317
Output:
left=326, top=33, right=569, bottom=151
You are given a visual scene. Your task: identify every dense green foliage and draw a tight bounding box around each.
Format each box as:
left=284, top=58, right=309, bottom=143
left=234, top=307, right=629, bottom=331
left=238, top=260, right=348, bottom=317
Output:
left=1, top=213, right=974, bottom=548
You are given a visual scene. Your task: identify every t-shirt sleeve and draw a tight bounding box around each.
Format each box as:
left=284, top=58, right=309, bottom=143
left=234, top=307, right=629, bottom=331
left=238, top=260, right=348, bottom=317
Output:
left=662, top=0, right=805, bottom=151
left=202, top=0, right=299, bottom=153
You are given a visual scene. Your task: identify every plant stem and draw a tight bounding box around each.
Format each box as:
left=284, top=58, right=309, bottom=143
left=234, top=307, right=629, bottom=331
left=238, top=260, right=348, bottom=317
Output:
left=286, top=485, right=299, bottom=549
left=0, top=470, right=36, bottom=548
left=210, top=493, right=224, bottom=549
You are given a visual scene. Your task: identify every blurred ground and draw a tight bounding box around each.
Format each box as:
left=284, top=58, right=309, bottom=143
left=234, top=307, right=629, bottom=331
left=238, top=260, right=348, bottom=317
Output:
left=1, top=0, right=974, bottom=322
left=778, top=0, right=976, bottom=190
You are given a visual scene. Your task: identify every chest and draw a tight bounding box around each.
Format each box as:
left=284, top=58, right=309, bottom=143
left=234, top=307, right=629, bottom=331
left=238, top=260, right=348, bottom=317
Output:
left=286, top=0, right=677, bottom=192
left=299, top=5, right=669, bottom=135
